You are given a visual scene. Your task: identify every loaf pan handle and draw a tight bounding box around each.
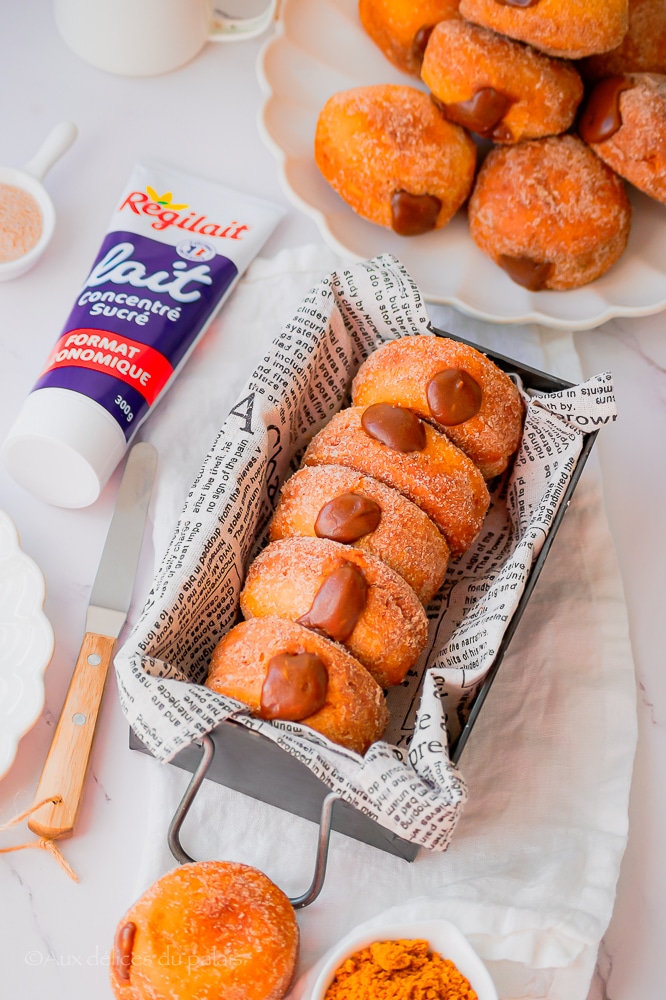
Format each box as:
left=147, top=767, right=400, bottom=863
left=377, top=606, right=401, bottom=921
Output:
left=167, top=733, right=340, bottom=908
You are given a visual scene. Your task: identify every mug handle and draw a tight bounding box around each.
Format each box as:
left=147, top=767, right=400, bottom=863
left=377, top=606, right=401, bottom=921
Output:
left=210, top=0, right=278, bottom=42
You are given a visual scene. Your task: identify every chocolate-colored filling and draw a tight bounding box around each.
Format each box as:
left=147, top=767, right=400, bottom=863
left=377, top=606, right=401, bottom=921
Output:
left=113, top=922, right=136, bottom=982
left=315, top=492, right=382, bottom=543
left=361, top=403, right=426, bottom=452
left=498, top=254, right=553, bottom=291
left=259, top=651, right=328, bottom=720
left=441, top=88, right=514, bottom=138
left=411, top=24, right=435, bottom=64
left=391, top=190, right=441, bottom=236
left=495, top=0, right=542, bottom=7
left=579, top=76, right=634, bottom=144
left=490, top=120, right=514, bottom=142
left=297, top=563, right=368, bottom=643
left=427, top=368, right=483, bottom=426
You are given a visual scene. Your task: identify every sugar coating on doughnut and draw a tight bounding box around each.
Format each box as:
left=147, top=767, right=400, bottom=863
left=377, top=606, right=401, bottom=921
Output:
left=352, top=336, right=525, bottom=478
left=459, top=0, right=629, bottom=59
left=110, top=861, right=298, bottom=1000
left=240, top=537, right=428, bottom=688
left=581, top=73, right=666, bottom=206
left=359, top=0, right=461, bottom=76
left=303, top=406, right=490, bottom=556
left=581, top=0, right=666, bottom=80
left=314, top=84, right=476, bottom=232
left=468, top=134, right=632, bottom=290
left=270, top=465, right=449, bottom=604
left=207, top=618, right=389, bottom=754
left=422, top=19, right=583, bottom=143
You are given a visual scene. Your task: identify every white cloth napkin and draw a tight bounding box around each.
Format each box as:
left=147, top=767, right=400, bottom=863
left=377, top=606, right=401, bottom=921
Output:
left=134, top=245, right=637, bottom=1000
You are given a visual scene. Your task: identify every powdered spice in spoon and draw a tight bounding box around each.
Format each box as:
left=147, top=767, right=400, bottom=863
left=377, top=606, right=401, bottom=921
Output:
left=0, top=183, right=42, bottom=263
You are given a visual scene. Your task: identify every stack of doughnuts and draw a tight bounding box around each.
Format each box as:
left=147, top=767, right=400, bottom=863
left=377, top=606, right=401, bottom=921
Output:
left=314, top=0, right=666, bottom=291
left=205, top=335, right=524, bottom=755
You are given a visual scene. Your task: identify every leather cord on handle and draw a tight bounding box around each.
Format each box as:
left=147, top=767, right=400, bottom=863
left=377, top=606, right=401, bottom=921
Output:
left=0, top=796, right=79, bottom=881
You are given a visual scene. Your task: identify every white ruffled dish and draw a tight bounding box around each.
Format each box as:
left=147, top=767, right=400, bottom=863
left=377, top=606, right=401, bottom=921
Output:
left=0, top=509, right=54, bottom=780
left=258, top=0, right=666, bottom=331
left=310, top=919, right=498, bottom=1000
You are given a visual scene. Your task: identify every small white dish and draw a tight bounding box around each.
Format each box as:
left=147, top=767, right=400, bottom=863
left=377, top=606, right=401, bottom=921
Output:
left=0, top=121, right=77, bottom=281
left=0, top=509, right=54, bottom=780
left=258, top=0, right=666, bottom=331
left=310, top=919, right=498, bottom=1000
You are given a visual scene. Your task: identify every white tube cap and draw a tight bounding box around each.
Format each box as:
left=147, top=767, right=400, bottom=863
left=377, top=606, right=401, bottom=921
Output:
left=1, top=387, right=127, bottom=508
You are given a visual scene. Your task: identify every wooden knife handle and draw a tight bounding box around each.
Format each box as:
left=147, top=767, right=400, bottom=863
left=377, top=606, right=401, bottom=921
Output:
left=28, top=632, right=116, bottom=841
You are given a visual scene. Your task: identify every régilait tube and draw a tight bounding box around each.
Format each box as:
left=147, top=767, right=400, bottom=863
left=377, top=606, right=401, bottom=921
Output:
left=2, top=162, right=284, bottom=507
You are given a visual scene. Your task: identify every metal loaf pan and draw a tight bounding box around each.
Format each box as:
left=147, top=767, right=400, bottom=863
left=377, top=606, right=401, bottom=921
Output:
left=130, top=329, right=598, bottom=863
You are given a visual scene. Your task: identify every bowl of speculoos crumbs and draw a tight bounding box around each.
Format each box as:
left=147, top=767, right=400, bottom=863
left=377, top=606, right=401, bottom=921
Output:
left=310, top=920, right=498, bottom=1000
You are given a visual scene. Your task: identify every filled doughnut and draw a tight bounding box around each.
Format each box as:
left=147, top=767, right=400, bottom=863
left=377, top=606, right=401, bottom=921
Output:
left=206, top=617, right=389, bottom=754
left=468, top=134, right=632, bottom=290
left=269, top=465, right=450, bottom=605
left=110, top=861, right=298, bottom=1000
left=579, top=73, right=666, bottom=206
left=581, top=0, right=666, bottom=81
left=314, top=84, right=476, bottom=235
left=302, top=405, right=490, bottom=556
left=351, top=335, right=525, bottom=479
left=239, top=537, right=428, bottom=688
left=458, top=0, right=629, bottom=60
left=358, top=0, right=460, bottom=76
left=421, top=19, right=583, bottom=142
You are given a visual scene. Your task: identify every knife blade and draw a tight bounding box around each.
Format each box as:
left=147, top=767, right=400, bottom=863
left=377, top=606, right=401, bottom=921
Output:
left=28, top=441, right=157, bottom=841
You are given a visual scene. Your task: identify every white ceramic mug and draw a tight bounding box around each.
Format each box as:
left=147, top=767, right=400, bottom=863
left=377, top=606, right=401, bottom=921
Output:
left=54, top=0, right=278, bottom=76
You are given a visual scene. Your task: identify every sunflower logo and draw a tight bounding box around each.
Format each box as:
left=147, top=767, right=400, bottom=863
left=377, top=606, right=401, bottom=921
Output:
left=146, top=186, right=188, bottom=210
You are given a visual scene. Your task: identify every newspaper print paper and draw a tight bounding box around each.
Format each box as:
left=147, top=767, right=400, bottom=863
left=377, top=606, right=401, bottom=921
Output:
left=115, top=255, right=617, bottom=851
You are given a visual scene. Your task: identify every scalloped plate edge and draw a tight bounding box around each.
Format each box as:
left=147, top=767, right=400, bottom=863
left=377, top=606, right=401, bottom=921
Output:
left=0, top=509, right=54, bottom=780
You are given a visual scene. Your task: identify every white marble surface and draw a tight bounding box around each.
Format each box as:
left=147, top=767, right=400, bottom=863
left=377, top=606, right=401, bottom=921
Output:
left=0, top=3, right=664, bottom=998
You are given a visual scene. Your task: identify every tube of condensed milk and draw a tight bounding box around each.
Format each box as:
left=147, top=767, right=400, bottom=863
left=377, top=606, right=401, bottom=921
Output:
left=1, top=162, right=284, bottom=508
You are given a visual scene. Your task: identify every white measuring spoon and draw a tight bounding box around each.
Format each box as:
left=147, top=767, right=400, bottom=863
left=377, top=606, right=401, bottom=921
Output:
left=0, top=121, right=78, bottom=281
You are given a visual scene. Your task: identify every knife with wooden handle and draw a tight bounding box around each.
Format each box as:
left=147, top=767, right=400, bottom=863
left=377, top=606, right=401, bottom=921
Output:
left=28, top=441, right=157, bottom=841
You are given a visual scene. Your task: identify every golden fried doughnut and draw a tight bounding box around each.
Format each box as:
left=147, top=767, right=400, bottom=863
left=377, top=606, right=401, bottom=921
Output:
left=359, top=0, right=460, bottom=76
left=269, top=465, right=449, bottom=605
left=581, top=0, right=666, bottom=81
left=206, top=617, right=389, bottom=754
left=459, top=0, right=629, bottom=59
left=303, top=405, right=490, bottom=556
left=421, top=19, right=583, bottom=142
left=110, top=861, right=298, bottom=1000
left=579, top=73, right=666, bottom=205
left=239, top=537, right=428, bottom=688
left=468, top=134, right=632, bottom=290
left=351, top=336, right=525, bottom=478
left=314, top=84, right=476, bottom=235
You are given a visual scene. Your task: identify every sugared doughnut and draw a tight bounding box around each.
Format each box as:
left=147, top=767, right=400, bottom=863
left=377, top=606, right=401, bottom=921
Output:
left=269, top=465, right=449, bottom=605
left=351, top=336, right=525, bottom=479
left=421, top=19, right=583, bottom=142
left=206, top=618, right=389, bottom=754
left=458, top=0, right=629, bottom=60
left=110, top=861, right=298, bottom=1000
left=581, top=0, right=666, bottom=81
left=302, top=405, right=490, bottom=556
left=239, top=537, right=428, bottom=688
left=358, top=0, right=460, bottom=76
left=314, top=84, right=476, bottom=235
left=468, top=134, right=632, bottom=290
left=579, top=73, right=666, bottom=206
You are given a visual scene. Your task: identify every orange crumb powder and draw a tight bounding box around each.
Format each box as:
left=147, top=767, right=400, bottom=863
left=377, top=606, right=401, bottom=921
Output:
left=323, top=938, right=479, bottom=1000
left=0, top=183, right=42, bottom=263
